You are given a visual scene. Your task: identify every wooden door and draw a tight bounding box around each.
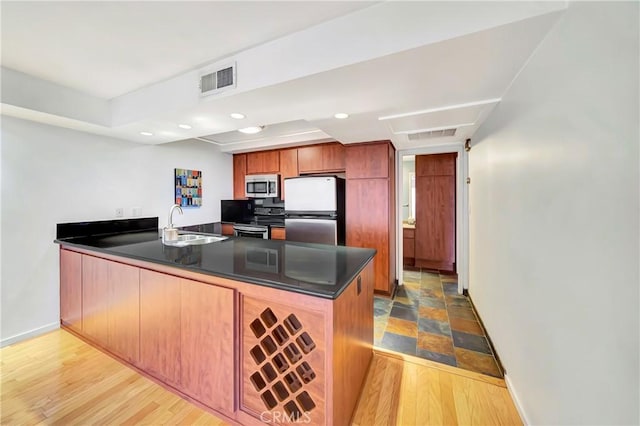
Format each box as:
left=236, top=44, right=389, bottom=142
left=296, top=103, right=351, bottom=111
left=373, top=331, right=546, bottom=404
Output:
left=233, top=154, right=247, bottom=199
left=346, top=179, right=390, bottom=293
left=107, top=262, right=140, bottom=365
left=279, top=148, right=298, bottom=199
left=82, top=255, right=109, bottom=346
left=181, top=280, right=235, bottom=414
left=139, top=269, right=181, bottom=386
left=415, top=154, right=456, bottom=271
left=297, top=145, right=323, bottom=173
left=60, top=249, right=82, bottom=333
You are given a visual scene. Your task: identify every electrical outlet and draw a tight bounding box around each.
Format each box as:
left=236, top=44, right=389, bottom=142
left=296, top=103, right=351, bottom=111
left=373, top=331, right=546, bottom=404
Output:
left=132, top=207, right=142, bottom=217
left=115, top=207, right=124, bottom=217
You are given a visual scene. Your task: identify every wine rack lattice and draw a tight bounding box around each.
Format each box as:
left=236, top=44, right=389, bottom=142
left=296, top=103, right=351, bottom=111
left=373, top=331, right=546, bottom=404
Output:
left=250, top=308, right=316, bottom=415
left=242, top=298, right=325, bottom=423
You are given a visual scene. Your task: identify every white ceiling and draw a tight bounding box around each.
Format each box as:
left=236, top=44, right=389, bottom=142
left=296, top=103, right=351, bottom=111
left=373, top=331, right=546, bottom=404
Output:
left=0, top=1, right=568, bottom=152
left=1, top=1, right=376, bottom=99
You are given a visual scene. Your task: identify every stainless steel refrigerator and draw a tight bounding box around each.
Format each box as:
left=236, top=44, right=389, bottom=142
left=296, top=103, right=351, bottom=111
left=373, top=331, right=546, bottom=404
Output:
left=284, top=176, right=345, bottom=245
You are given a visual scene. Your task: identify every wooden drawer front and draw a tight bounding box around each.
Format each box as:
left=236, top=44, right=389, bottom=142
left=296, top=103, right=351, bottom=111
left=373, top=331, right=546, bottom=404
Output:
left=271, top=227, right=286, bottom=240
left=221, top=223, right=235, bottom=236
left=241, top=296, right=326, bottom=424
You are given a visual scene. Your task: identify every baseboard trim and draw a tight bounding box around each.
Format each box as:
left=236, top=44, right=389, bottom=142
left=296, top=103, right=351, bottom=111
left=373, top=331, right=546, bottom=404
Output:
left=1, top=322, right=60, bottom=348
left=505, top=373, right=530, bottom=425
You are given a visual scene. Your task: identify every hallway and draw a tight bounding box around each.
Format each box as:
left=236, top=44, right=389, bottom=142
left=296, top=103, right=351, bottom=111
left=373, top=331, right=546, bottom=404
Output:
left=374, top=270, right=503, bottom=378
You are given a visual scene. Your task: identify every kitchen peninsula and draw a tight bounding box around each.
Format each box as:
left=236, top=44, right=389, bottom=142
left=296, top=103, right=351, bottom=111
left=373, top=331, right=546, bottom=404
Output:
left=56, top=218, right=375, bottom=426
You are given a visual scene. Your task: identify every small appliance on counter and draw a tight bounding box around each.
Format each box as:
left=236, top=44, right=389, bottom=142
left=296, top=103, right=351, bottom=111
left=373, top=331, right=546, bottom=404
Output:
left=245, top=174, right=279, bottom=198
left=284, top=176, right=345, bottom=245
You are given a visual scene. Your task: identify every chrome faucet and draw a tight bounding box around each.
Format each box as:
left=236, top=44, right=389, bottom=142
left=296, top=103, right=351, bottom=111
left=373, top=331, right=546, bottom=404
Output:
left=168, top=204, right=183, bottom=229
left=163, top=204, right=184, bottom=243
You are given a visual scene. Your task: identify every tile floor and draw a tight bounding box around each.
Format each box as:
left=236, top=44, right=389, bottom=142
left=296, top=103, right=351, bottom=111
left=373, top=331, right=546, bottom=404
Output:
left=374, top=269, right=503, bottom=378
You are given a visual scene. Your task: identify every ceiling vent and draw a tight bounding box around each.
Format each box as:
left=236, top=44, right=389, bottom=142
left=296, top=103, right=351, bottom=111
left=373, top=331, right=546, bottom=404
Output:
left=199, top=62, right=236, bottom=97
left=408, top=127, right=457, bottom=141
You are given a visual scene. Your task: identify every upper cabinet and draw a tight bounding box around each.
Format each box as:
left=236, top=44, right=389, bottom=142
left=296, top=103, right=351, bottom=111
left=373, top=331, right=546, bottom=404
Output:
left=279, top=148, right=298, bottom=199
left=246, top=151, right=280, bottom=175
left=233, top=154, right=247, bottom=199
left=298, top=142, right=345, bottom=174
left=345, top=142, right=390, bottom=179
left=345, top=141, right=396, bottom=295
left=232, top=143, right=344, bottom=199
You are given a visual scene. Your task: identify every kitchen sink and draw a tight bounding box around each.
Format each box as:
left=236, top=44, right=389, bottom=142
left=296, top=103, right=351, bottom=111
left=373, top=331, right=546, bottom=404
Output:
left=163, top=233, right=227, bottom=247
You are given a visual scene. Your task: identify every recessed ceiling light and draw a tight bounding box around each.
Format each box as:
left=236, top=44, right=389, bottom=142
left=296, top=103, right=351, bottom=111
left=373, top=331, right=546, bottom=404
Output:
left=238, top=126, right=264, bottom=134
left=140, top=131, right=153, bottom=136
left=334, top=113, right=349, bottom=119
left=178, top=124, right=192, bottom=129
left=230, top=113, right=246, bottom=119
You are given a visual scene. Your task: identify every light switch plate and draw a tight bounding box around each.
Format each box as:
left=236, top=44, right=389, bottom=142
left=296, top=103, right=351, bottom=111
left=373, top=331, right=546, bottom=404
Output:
left=115, top=207, right=124, bottom=217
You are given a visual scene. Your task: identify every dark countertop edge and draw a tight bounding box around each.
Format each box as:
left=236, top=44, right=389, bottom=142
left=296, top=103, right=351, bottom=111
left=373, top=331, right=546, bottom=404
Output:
left=54, top=240, right=375, bottom=300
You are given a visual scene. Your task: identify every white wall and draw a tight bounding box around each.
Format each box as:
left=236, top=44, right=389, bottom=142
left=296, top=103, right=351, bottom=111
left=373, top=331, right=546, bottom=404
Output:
left=401, top=158, right=415, bottom=221
left=1, top=116, right=233, bottom=345
left=469, top=2, right=638, bottom=424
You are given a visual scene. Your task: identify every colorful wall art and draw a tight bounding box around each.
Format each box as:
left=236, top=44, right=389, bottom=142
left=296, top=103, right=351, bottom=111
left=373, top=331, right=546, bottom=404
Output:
left=175, top=168, right=202, bottom=207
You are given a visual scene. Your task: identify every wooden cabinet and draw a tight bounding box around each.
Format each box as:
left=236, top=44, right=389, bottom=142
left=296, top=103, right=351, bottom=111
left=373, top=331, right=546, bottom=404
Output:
left=59, top=246, right=374, bottom=426
left=270, top=227, right=286, bottom=240
left=240, top=295, right=327, bottom=424
left=221, top=223, right=234, bottom=236
left=279, top=148, right=298, bottom=199
left=323, top=143, right=345, bottom=171
left=345, top=141, right=396, bottom=295
left=415, top=153, right=456, bottom=272
left=107, top=262, right=140, bottom=364
left=403, top=228, right=415, bottom=267
left=298, top=142, right=345, bottom=174
left=297, top=145, right=323, bottom=173
left=345, top=142, right=390, bottom=179
left=181, top=279, right=235, bottom=414
left=246, top=150, right=280, bottom=175
left=82, top=255, right=109, bottom=346
left=60, top=249, right=82, bottom=333
left=233, top=154, right=247, bottom=199
left=139, top=269, right=182, bottom=387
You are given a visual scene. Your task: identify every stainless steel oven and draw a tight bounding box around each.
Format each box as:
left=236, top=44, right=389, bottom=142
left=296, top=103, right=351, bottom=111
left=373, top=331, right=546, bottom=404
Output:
left=233, top=224, right=269, bottom=239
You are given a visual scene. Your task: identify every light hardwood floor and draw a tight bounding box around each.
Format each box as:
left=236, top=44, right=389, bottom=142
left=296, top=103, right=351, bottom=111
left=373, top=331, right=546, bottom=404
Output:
left=1, top=330, right=521, bottom=425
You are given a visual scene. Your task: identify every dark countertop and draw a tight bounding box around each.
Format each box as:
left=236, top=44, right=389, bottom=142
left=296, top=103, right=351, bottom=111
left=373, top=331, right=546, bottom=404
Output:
left=55, top=224, right=375, bottom=300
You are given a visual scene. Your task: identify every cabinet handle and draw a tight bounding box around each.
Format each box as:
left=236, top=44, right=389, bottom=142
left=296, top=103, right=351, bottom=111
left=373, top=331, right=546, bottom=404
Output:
left=357, top=275, right=362, bottom=295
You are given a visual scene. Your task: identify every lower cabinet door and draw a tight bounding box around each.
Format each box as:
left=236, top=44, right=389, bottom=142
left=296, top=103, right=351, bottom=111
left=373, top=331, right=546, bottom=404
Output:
left=181, top=279, right=235, bottom=415
left=82, top=255, right=109, bottom=346
left=107, top=262, right=140, bottom=364
left=60, top=249, right=82, bottom=333
left=139, top=269, right=182, bottom=387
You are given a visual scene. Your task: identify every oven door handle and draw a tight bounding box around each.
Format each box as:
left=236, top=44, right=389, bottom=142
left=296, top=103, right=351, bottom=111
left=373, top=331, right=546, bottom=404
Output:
left=234, top=226, right=267, bottom=233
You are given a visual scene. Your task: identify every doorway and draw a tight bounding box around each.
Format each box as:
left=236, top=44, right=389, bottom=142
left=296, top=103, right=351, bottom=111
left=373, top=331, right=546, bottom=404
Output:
left=396, top=143, right=468, bottom=292
left=373, top=143, right=503, bottom=378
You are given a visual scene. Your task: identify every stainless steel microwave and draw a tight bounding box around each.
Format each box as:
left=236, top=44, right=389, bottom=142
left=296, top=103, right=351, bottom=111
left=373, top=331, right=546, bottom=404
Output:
left=245, top=174, right=279, bottom=198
